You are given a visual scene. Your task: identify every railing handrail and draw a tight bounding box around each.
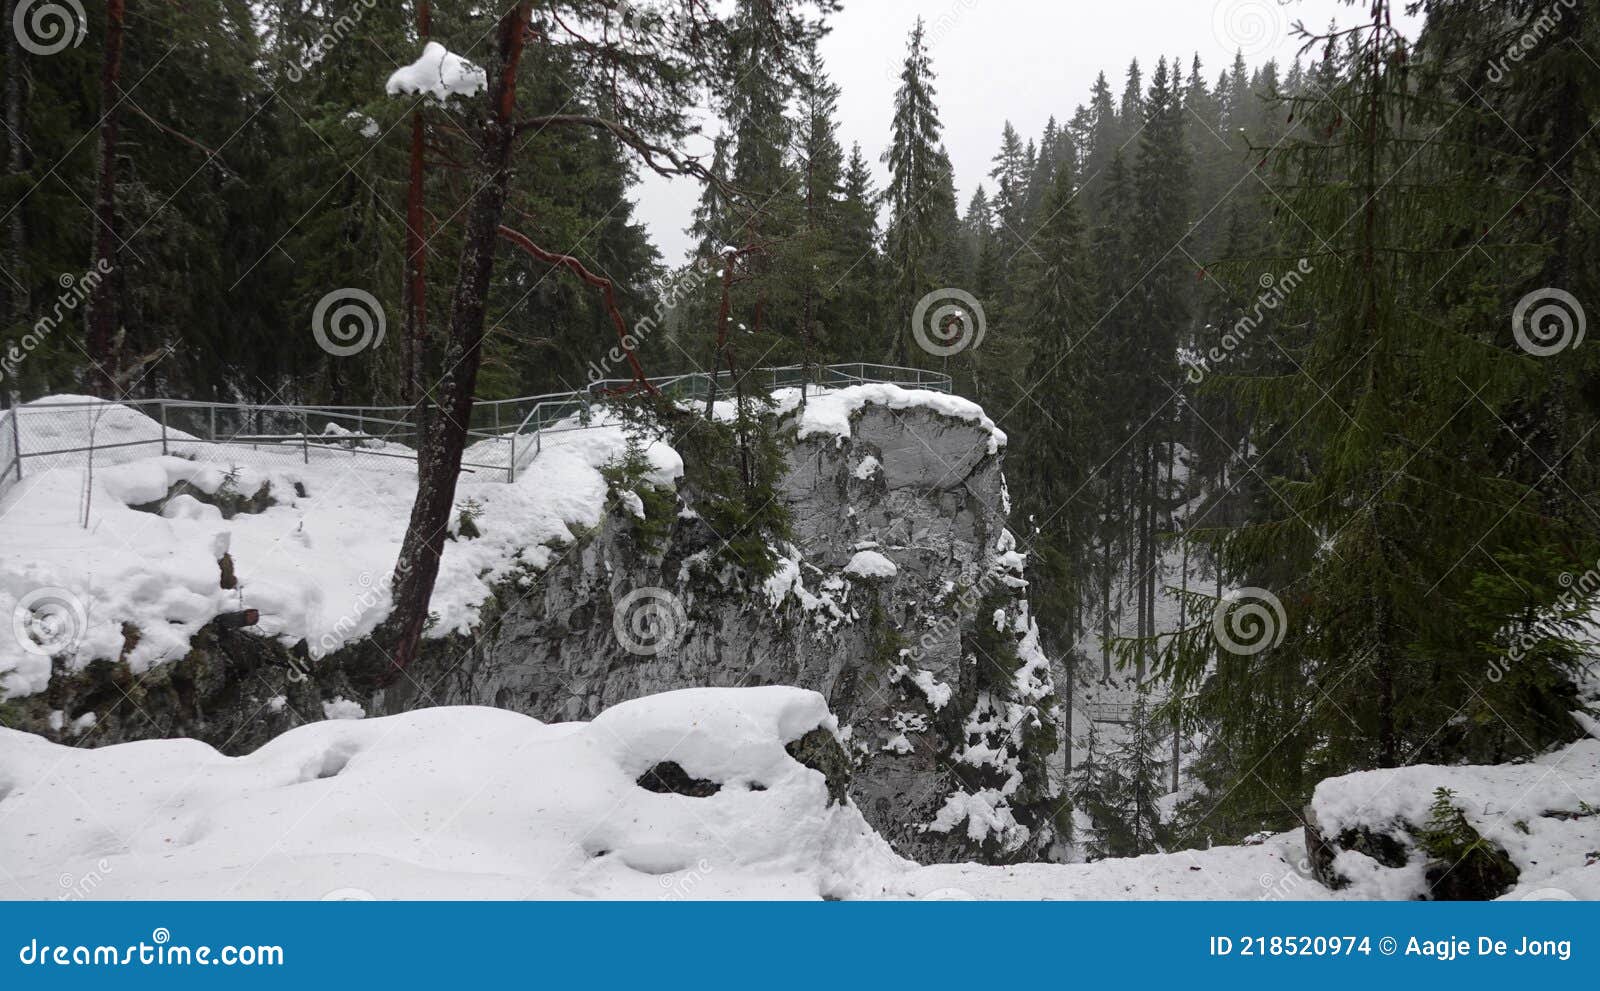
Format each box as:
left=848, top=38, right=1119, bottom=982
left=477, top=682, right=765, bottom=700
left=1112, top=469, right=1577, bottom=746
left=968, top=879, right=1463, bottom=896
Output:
left=3, top=364, right=958, bottom=492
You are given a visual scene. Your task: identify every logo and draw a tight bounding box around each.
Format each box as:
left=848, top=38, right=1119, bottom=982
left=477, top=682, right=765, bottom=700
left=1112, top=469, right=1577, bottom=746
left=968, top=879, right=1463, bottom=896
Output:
left=312, top=289, right=386, bottom=357
left=612, top=587, right=688, bottom=657
left=1211, top=587, right=1286, bottom=656
left=911, top=289, right=986, bottom=357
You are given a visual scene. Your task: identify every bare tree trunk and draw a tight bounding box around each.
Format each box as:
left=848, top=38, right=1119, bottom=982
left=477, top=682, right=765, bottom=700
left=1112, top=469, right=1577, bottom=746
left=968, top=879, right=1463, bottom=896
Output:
left=3, top=0, right=27, bottom=328
left=384, top=2, right=531, bottom=680
left=86, top=0, right=126, bottom=397
left=704, top=252, right=736, bottom=417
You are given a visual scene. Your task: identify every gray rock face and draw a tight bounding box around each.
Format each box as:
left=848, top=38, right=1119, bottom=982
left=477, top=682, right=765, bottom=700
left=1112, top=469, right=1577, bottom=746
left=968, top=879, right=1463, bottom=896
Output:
left=12, top=398, right=1058, bottom=865
left=378, top=402, right=1040, bottom=863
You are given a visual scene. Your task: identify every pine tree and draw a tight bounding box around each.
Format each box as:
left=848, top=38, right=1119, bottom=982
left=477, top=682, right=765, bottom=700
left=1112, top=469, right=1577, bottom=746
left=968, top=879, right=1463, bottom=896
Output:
left=881, top=18, right=950, bottom=365
left=1150, top=2, right=1597, bottom=837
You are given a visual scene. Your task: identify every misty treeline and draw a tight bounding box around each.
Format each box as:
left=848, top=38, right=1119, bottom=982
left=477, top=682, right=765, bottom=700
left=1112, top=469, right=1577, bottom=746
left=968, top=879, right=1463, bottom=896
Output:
left=3, top=0, right=1598, bottom=845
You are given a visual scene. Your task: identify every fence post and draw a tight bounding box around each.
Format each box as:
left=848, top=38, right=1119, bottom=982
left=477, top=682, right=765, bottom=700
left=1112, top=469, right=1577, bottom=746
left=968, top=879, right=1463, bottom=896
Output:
left=160, top=402, right=169, bottom=456
left=7, top=391, right=21, bottom=482
left=209, top=404, right=216, bottom=443
left=508, top=432, right=516, bottom=483
left=301, top=412, right=310, bottom=464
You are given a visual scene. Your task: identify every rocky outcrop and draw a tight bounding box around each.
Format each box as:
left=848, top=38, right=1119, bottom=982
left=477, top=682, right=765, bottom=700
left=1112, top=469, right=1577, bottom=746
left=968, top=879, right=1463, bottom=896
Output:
left=374, top=401, right=1060, bottom=864
left=10, top=396, right=1063, bottom=865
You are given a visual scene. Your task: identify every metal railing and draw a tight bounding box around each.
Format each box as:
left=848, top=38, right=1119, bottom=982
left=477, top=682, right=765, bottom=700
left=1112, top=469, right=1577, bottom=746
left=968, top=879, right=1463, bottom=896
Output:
left=0, top=364, right=954, bottom=501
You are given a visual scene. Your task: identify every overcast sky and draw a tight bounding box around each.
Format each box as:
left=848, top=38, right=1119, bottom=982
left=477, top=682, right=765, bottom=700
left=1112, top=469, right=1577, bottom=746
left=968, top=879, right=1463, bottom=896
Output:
left=633, top=0, right=1424, bottom=264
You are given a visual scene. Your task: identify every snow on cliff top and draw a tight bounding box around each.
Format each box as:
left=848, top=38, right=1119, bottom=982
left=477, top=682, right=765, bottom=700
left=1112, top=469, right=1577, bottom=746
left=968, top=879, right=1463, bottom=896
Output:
left=0, top=381, right=1001, bottom=700
left=0, top=687, right=908, bottom=900
left=705, top=384, right=1006, bottom=452
left=0, top=396, right=678, bottom=699
left=794, top=385, right=1006, bottom=453
left=385, top=42, right=487, bottom=101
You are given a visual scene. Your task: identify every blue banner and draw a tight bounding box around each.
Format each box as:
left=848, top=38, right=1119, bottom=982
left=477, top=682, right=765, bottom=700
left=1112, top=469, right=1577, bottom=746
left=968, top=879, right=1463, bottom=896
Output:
left=2, top=901, right=1589, bottom=988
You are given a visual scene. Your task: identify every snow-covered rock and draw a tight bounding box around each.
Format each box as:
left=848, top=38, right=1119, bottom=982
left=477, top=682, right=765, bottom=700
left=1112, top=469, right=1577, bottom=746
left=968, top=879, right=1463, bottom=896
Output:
left=0, top=688, right=908, bottom=900
left=1306, top=734, right=1600, bottom=901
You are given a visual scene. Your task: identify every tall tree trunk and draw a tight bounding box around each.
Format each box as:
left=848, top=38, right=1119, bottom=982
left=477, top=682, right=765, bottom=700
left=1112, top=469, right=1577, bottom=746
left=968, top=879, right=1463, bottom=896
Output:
left=384, top=2, right=531, bottom=680
left=86, top=0, right=126, bottom=397
left=3, top=0, right=28, bottom=328
left=400, top=0, right=431, bottom=410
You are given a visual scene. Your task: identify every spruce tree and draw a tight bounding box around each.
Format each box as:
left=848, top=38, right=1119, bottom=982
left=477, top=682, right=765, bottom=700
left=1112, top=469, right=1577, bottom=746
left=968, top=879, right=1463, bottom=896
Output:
left=881, top=18, right=949, bottom=365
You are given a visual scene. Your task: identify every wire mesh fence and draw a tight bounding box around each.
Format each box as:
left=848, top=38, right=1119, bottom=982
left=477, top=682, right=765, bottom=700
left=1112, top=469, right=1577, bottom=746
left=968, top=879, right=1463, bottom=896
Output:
left=0, top=364, right=953, bottom=502
left=0, top=405, right=19, bottom=506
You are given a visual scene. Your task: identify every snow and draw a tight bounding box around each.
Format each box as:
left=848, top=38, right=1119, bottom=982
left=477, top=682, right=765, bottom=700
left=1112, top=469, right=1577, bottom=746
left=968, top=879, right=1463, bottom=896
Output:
left=702, top=384, right=1005, bottom=454
left=2, top=681, right=1595, bottom=900
left=321, top=696, right=365, bottom=721
left=385, top=42, right=487, bottom=101
left=1309, top=732, right=1600, bottom=901
left=0, top=396, right=681, bottom=698
left=0, top=687, right=908, bottom=900
left=890, top=663, right=953, bottom=711
left=794, top=384, right=1006, bottom=453
left=853, top=455, right=881, bottom=480
left=843, top=550, right=897, bottom=580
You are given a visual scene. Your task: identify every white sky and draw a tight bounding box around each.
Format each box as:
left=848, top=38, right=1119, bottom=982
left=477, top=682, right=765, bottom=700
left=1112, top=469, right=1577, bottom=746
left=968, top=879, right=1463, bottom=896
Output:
left=633, top=0, right=1424, bottom=264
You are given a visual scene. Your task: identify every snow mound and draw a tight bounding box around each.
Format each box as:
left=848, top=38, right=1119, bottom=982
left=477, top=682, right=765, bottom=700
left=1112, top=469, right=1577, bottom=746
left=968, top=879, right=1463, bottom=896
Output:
left=0, top=687, right=910, bottom=900
left=385, top=42, right=487, bottom=101
left=843, top=549, right=897, bottom=580
left=1309, top=734, right=1600, bottom=901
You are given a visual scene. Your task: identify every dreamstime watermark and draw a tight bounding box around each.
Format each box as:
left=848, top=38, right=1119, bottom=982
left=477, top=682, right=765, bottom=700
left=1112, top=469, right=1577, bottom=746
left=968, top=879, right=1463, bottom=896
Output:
left=18, top=929, right=284, bottom=968
left=1490, top=558, right=1600, bottom=682
left=11, top=0, right=84, bottom=56
left=903, top=559, right=1018, bottom=667
left=308, top=557, right=413, bottom=664
left=1184, top=259, right=1312, bottom=385
left=1211, top=587, right=1286, bottom=657
left=312, top=288, right=386, bottom=357
left=657, top=858, right=714, bottom=900
left=1211, top=0, right=1288, bottom=60
left=57, top=859, right=112, bottom=901
left=1487, top=0, right=1579, bottom=83
left=1257, top=854, right=1315, bottom=901
left=11, top=586, right=87, bottom=658
left=1, top=260, right=112, bottom=386
left=286, top=0, right=376, bottom=82
left=584, top=255, right=714, bottom=386
left=612, top=586, right=688, bottom=657
left=911, top=288, right=986, bottom=358
left=880, top=0, right=979, bottom=84
left=1512, top=287, right=1585, bottom=357
left=1520, top=887, right=1577, bottom=901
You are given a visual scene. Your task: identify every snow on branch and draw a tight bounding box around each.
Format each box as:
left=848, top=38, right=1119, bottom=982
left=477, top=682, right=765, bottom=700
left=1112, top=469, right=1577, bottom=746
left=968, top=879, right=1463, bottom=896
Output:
left=386, top=42, right=487, bottom=101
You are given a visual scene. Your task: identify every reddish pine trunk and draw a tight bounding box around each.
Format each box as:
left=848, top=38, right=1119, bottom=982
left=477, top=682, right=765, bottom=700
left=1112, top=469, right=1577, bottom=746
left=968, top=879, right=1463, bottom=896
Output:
left=401, top=1, right=431, bottom=408
left=87, top=0, right=126, bottom=397
left=384, top=2, right=531, bottom=680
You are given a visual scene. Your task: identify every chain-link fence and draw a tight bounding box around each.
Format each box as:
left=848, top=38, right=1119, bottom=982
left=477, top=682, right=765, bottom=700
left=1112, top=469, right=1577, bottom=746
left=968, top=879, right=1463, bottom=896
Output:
left=0, top=404, right=19, bottom=506
left=0, top=365, right=955, bottom=505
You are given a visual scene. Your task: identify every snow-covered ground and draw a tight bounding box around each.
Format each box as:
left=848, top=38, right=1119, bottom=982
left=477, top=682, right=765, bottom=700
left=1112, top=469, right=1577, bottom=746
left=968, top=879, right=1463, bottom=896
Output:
left=2, top=685, right=1593, bottom=901
left=0, top=396, right=679, bottom=698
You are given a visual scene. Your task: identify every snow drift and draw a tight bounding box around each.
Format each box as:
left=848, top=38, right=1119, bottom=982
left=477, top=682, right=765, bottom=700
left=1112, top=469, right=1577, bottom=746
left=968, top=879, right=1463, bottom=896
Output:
left=0, top=687, right=909, bottom=900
